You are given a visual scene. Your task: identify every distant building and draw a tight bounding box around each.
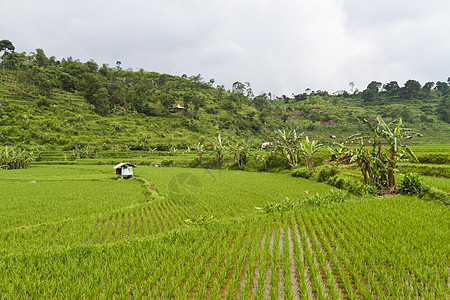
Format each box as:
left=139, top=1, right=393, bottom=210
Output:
left=114, top=162, right=136, bottom=180
left=173, top=103, right=185, bottom=114
left=261, top=142, right=274, bottom=149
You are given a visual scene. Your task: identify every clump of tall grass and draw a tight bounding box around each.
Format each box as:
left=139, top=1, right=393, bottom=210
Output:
left=0, top=146, right=35, bottom=170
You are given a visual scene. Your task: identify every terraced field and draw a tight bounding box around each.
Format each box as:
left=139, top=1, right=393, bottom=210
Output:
left=0, top=165, right=448, bottom=298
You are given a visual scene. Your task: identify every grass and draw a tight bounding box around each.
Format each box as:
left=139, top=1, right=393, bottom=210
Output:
left=0, top=164, right=448, bottom=298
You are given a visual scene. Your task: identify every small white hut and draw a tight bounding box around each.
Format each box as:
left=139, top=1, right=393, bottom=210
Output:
left=113, top=162, right=137, bottom=180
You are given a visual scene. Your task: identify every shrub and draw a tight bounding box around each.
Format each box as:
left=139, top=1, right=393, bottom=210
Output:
left=401, top=173, right=425, bottom=196
left=328, top=174, right=349, bottom=190
left=317, top=168, right=339, bottom=182
left=291, top=169, right=312, bottom=179
left=357, top=184, right=379, bottom=196
left=0, top=146, right=35, bottom=170
left=161, top=159, right=174, bottom=167
left=265, top=154, right=290, bottom=171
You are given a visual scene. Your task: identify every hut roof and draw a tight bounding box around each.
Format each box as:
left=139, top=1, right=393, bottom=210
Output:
left=113, top=162, right=137, bottom=169
left=174, top=103, right=184, bottom=109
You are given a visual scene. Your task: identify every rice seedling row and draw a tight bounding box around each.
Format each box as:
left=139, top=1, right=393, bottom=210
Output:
left=1, top=166, right=448, bottom=298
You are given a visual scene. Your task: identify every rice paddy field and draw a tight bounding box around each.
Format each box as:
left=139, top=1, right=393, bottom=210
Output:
left=0, top=164, right=449, bottom=298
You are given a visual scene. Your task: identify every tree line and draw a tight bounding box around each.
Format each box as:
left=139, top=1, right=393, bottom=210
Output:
left=1, top=39, right=449, bottom=133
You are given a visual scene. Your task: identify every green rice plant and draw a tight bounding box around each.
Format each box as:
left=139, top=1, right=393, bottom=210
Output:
left=302, top=214, right=342, bottom=299
left=269, top=217, right=282, bottom=299
left=253, top=220, right=275, bottom=299
left=223, top=221, right=261, bottom=299
left=207, top=221, right=254, bottom=299
left=0, top=164, right=448, bottom=297
left=287, top=214, right=310, bottom=299
left=281, top=216, right=295, bottom=299
left=398, top=162, right=450, bottom=178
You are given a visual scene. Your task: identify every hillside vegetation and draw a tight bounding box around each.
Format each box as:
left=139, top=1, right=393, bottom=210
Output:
left=0, top=45, right=449, bottom=151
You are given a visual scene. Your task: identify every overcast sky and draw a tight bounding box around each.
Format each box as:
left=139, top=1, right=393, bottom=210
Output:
left=1, top=0, right=450, bottom=96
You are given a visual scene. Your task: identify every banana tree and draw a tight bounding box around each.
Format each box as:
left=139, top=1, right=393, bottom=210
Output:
left=299, top=136, right=322, bottom=172
left=212, top=134, right=225, bottom=168
left=229, top=141, right=249, bottom=170
left=273, top=129, right=302, bottom=168
left=351, top=116, right=421, bottom=189
left=255, top=150, right=270, bottom=171
left=327, top=143, right=349, bottom=166
left=349, top=137, right=387, bottom=186
left=193, top=142, right=205, bottom=163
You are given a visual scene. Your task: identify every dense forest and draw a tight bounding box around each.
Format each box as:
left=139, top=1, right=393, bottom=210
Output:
left=0, top=40, right=449, bottom=150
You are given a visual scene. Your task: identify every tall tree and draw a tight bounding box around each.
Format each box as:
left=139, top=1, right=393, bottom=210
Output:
left=362, top=81, right=381, bottom=102
left=402, top=79, right=421, bottom=99
left=435, top=81, right=448, bottom=96
left=383, top=81, right=400, bottom=95
left=33, top=49, right=49, bottom=67
left=0, top=40, right=15, bottom=55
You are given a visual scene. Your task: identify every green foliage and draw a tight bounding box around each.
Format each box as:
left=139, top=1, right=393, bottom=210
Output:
left=259, top=197, right=297, bottom=214
left=327, top=174, right=350, bottom=189
left=299, top=136, right=322, bottom=172
left=401, top=173, right=425, bottom=196
left=303, top=189, right=348, bottom=206
left=0, top=146, right=35, bottom=169
left=349, top=116, right=421, bottom=189
left=356, top=184, right=379, bottom=196
left=291, top=168, right=312, bottom=178
left=260, top=189, right=349, bottom=214
left=317, top=168, right=339, bottom=182
left=0, top=45, right=449, bottom=152
left=184, top=214, right=215, bottom=227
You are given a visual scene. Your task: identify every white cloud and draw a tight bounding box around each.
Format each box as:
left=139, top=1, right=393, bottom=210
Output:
left=1, top=0, right=449, bottom=95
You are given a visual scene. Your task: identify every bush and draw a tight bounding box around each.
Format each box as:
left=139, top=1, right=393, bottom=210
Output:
left=291, top=169, right=312, bottom=179
left=317, top=168, right=339, bottom=182
left=357, top=184, right=378, bottom=196
left=0, top=146, right=35, bottom=170
left=161, top=159, right=174, bottom=167
left=401, top=173, right=425, bottom=196
left=265, top=154, right=290, bottom=171
left=327, top=174, right=349, bottom=189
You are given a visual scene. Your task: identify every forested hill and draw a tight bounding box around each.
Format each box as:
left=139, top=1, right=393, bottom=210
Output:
left=0, top=44, right=449, bottom=150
